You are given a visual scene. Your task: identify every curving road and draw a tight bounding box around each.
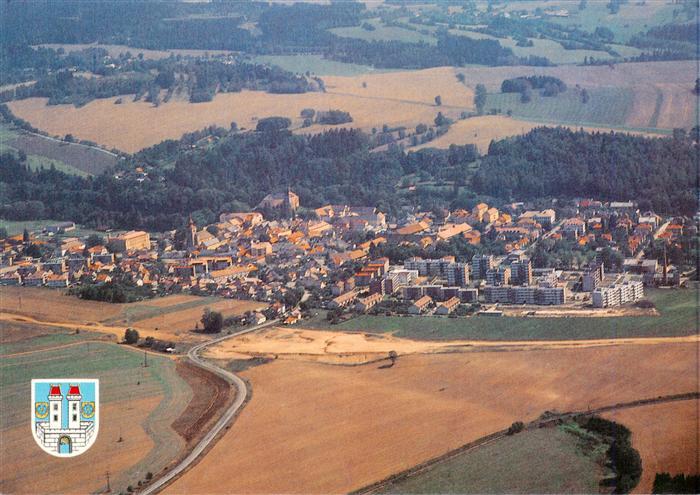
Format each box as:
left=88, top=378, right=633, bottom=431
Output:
left=140, top=320, right=278, bottom=495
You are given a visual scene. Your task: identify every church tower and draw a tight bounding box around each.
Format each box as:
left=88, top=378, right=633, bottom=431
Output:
left=48, top=385, right=63, bottom=429
left=187, top=215, right=197, bottom=250
left=66, top=384, right=82, bottom=429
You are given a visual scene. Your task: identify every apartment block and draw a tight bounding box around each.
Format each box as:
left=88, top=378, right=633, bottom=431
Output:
left=471, top=254, right=494, bottom=280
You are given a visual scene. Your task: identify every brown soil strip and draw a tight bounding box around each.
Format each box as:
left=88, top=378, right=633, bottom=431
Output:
left=172, top=360, right=231, bottom=444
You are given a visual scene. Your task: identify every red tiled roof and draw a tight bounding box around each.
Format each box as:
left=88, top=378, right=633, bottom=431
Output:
left=68, top=385, right=81, bottom=395
left=49, top=385, right=62, bottom=396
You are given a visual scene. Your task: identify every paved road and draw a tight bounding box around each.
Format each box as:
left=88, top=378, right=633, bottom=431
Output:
left=140, top=320, right=278, bottom=495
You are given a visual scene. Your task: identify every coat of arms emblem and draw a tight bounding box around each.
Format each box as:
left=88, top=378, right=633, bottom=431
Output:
left=31, top=379, right=99, bottom=457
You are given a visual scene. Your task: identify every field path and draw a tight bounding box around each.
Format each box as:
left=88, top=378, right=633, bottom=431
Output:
left=139, top=319, right=279, bottom=495
left=0, top=339, right=106, bottom=358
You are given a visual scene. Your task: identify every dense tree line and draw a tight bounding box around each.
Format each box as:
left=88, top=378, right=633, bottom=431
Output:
left=629, top=22, right=698, bottom=59
left=1, top=122, right=695, bottom=230
left=652, top=473, right=700, bottom=493
left=473, top=127, right=697, bottom=215
left=328, top=33, right=551, bottom=69
left=578, top=416, right=641, bottom=493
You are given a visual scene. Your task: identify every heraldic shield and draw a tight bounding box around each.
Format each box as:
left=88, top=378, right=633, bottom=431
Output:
left=31, top=379, right=99, bottom=457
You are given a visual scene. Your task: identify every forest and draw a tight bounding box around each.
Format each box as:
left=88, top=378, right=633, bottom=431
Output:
left=0, top=1, right=551, bottom=72
left=472, top=127, right=698, bottom=215
left=1, top=115, right=696, bottom=231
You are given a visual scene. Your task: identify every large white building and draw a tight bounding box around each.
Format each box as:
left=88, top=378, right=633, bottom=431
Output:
left=592, top=280, right=644, bottom=308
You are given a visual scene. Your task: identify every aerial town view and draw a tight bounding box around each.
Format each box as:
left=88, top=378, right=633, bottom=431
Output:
left=0, top=0, right=698, bottom=494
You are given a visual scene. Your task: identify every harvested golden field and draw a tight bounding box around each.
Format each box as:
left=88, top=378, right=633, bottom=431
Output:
left=9, top=88, right=460, bottom=153
left=0, top=287, right=262, bottom=342
left=0, top=286, right=123, bottom=324
left=603, top=400, right=700, bottom=494
left=0, top=396, right=161, bottom=494
left=7, top=61, right=694, bottom=153
left=322, top=67, right=473, bottom=108
left=168, top=339, right=697, bottom=494
left=415, top=115, right=657, bottom=153
left=143, top=294, right=204, bottom=307
left=132, top=299, right=265, bottom=334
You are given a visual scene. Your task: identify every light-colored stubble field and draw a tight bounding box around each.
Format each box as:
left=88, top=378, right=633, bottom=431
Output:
left=167, top=339, right=698, bottom=493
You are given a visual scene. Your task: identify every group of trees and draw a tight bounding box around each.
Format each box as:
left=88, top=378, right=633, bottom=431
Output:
left=316, top=110, right=353, bottom=125
left=71, top=279, right=153, bottom=303
left=501, top=76, right=567, bottom=102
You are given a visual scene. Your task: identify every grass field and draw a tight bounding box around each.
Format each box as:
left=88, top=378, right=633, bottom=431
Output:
left=380, top=425, right=605, bottom=493
left=545, top=1, right=678, bottom=42
left=109, top=297, right=265, bottom=334
left=166, top=340, right=697, bottom=493
left=253, top=54, right=394, bottom=76
left=449, top=28, right=627, bottom=65
left=330, top=18, right=437, bottom=45
left=0, top=122, right=117, bottom=176
left=485, top=87, right=634, bottom=127
left=0, top=339, right=192, bottom=494
left=603, top=401, right=700, bottom=494
left=0, top=218, right=104, bottom=237
left=0, top=123, right=93, bottom=177
left=0, top=319, right=110, bottom=355
left=327, top=15, right=645, bottom=65
left=311, top=289, right=697, bottom=341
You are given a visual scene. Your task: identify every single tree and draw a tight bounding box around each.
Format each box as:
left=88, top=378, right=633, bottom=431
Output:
left=124, top=328, right=140, bottom=345
left=474, top=84, right=487, bottom=115
left=201, top=308, right=224, bottom=333
left=434, top=95, right=442, bottom=106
